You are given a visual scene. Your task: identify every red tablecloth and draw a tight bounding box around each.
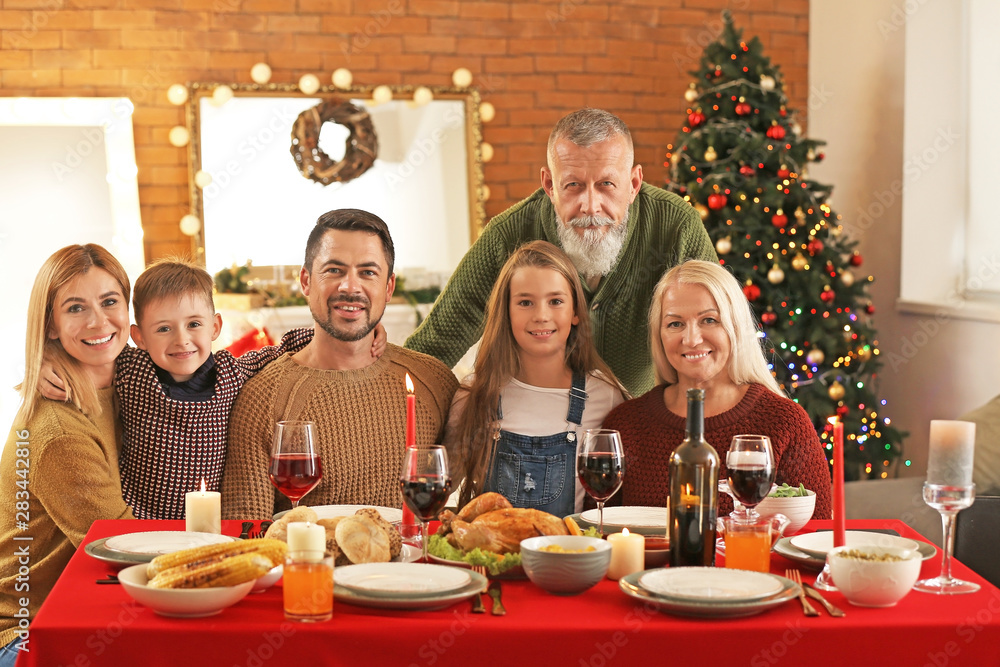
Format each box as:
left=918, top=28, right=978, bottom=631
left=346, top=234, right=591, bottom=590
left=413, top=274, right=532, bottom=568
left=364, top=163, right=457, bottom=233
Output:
left=16, top=519, right=1000, bottom=667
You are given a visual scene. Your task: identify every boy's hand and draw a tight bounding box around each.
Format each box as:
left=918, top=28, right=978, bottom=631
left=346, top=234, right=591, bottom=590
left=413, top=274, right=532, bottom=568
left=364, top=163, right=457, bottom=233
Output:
left=39, top=362, right=68, bottom=401
left=371, top=323, right=387, bottom=359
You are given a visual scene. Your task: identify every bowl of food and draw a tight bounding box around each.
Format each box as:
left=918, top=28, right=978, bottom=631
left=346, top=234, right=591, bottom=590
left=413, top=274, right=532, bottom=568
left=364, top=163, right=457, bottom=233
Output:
left=827, top=546, right=921, bottom=607
left=520, top=535, right=611, bottom=595
left=754, top=484, right=816, bottom=535
left=118, top=563, right=255, bottom=617
left=643, top=536, right=670, bottom=569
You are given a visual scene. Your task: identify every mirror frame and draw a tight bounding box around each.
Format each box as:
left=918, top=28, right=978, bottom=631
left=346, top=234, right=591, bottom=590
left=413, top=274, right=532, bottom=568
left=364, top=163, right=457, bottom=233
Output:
left=184, top=82, right=487, bottom=265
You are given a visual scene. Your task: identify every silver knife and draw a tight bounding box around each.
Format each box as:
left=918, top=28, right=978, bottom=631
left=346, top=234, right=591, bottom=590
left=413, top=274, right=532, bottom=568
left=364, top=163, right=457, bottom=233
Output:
left=487, top=580, right=506, bottom=615
left=803, top=583, right=846, bottom=617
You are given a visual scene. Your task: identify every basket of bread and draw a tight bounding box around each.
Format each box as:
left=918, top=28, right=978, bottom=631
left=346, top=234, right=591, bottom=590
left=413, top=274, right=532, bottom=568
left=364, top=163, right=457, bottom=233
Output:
left=265, top=505, right=405, bottom=565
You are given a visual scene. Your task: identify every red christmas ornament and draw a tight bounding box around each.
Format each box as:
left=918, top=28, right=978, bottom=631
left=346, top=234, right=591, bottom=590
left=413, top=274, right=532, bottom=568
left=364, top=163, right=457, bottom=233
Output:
left=777, top=166, right=790, bottom=179
left=850, top=251, right=863, bottom=267
left=816, top=152, right=826, bottom=162
left=687, top=111, right=706, bottom=128
left=807, top=239, right=825, bottom=255
left=771, top=212, right=788, bottom=228
left=707, top=193, right=728, bottom=210
left=836, top=404, right=850, bottom=418
left=761, top=309, right=777, bottom=325
left=766, top=124, right=786, bottom=140
left=820, top=286, right=836, bottom=303
left=735, top=102, right=752, bottom=115
left=865, top=302, right=876, bottom=315
left=739, top=165, right=755, bottom=177
left=743, top=282, right=761, bottom=302
left=779, top=107, right=788, bottom=117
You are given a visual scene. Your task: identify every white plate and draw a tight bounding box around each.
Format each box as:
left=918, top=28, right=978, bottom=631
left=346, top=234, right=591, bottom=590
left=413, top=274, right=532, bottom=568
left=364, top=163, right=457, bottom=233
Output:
left=101, top=531, right=236, bottom=556
left=620, top=570, right=798, bottom=618
left=789, top=530, right=919, bottom=559
left=335, top=563, right=470, bottom=597
left=638, top=567, right=784, bottom=602
left=272, top=505, right=403, bottom=523
left=774, top=536, right=936, bottom=569
left=334, top=569, right=487, bottom=611
left=578, top=506, right=667, bottom=532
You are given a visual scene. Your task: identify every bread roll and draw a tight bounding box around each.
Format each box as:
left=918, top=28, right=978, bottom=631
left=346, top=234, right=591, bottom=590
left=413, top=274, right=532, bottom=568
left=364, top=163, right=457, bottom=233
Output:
left=355, top=508, right=402, bottom=559
left=335, top=515, right=391, bottom=564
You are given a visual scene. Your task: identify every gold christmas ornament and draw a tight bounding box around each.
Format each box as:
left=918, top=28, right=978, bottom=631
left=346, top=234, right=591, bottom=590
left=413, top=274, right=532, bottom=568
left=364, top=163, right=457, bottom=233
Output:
left=841, top=270, right=855, bottom=287
left=670, top=152, right=682, bottom=166
left=715, top=235, right=732, bottom=255
left=695, top=203, right=710, bottom=221
left=684, top=83, right=698, bottom=103
left=828, top=380, right=846, bottom=401
left=807, top=349, right=825, bottom=365
left=794, top=207, right=806, bottom=223
left=857, top=347, right=873, bottom=362
left=704, top=146, right=717, bottom=162
left=791, top=253, right=808, bottom=270
left=760, top=75, right=776, bottom=92
left=767, top=264, right=784, bottom=284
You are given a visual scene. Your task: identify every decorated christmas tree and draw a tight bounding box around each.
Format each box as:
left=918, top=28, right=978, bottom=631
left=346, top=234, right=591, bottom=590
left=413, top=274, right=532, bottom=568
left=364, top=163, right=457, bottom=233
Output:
left=664, top=13, right=906, bottom=480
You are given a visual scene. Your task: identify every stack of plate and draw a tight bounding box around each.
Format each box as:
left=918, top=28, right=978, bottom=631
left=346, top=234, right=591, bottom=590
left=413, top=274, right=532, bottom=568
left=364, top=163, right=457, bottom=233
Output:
left=618, top=567, right=798, bottom=618
left=85, top=531, right=238, bottom=567
left=333, top=562, right=487, bottom=610
left=773, top=530, right=936, bottom=571
left=570, top=506, right=668, bottom=536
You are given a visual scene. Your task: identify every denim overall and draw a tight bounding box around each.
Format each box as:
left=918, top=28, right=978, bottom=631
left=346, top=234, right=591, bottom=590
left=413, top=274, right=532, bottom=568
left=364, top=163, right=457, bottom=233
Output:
left=485, top=372, right=588, bottom=517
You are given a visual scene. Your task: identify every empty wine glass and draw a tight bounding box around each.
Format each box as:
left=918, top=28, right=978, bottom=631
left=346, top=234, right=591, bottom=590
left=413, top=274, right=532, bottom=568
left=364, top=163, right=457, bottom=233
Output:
left=726, top=435, right=776, bottom=522
left=400, top=445, right=451, bottom=562
left=269, top=421, right=322, bottom=509
left=577, top=429, right=625, bottom=536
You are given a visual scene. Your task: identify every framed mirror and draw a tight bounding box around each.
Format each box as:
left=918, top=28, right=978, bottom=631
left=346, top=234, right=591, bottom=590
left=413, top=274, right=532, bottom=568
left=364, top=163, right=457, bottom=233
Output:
left=186, top=83, right=486, bottom=279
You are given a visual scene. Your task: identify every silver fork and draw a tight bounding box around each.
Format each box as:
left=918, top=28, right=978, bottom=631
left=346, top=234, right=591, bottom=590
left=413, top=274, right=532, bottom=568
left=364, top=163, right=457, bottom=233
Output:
left=786, top=569, right=819, bottom=617
left=470, top=566, right=487, bottom=614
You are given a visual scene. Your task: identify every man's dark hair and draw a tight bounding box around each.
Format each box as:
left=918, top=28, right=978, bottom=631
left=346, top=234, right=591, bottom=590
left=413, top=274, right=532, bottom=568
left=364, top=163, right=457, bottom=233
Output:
left=303, top=208, right=395, bottom=275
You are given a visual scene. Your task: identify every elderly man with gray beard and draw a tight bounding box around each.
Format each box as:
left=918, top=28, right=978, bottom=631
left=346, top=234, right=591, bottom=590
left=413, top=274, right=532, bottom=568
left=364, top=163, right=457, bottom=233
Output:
left=405, top=108, right=717, bottom=397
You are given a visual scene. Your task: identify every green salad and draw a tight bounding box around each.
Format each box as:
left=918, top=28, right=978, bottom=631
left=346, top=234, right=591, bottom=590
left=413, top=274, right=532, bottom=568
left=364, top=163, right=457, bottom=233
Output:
left=427, top=526, right=601, bottom=576
left=768, top=483, right=810, bottom=498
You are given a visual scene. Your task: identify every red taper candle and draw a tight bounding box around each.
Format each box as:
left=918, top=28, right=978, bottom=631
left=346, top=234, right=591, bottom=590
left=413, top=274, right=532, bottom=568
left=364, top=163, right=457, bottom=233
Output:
left=829, top=416, right=846, bottom=548
left=401, top=374, right=418, bottom=537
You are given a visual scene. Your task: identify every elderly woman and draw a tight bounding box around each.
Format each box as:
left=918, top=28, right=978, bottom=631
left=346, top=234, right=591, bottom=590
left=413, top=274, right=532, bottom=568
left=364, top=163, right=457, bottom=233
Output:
left=0, top=245, right=135, bottom=663
left=603, top=260, right=832, bottom=518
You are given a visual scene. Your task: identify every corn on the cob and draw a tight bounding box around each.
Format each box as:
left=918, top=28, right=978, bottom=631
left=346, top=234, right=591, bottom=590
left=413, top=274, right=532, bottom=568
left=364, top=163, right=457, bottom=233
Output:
left=147, top=538, right=288, bottom=578
left=148, top=553, right=273, bottom=589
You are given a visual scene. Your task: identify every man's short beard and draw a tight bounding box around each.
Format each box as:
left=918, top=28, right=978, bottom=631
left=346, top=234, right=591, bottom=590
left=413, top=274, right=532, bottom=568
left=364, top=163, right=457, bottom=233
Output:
left=312, top=296, right=380, bottom=342
left=555, top=211, right=628, bottom=280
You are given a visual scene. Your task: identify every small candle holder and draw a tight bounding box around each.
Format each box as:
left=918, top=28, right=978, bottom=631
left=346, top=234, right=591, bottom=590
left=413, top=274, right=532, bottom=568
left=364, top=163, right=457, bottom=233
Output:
left=914, top=483, right=979, bottom=595
left=283, top=551, right=334, bottom=622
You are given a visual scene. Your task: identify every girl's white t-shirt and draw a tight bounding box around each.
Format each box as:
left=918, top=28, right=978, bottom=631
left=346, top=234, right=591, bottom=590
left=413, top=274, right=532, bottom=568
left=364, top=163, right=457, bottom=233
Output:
left=445, top=371, right=626, bottom=513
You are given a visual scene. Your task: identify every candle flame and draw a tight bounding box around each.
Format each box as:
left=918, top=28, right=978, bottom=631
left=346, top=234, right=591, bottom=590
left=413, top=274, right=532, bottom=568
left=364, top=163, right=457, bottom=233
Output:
left=405, top=373, right=414, bottom=393
left=828, top=416, right=839, bottom=426
left=199, top=478, right=206, bottom=493
left=622, top=527, right=630, bottom=536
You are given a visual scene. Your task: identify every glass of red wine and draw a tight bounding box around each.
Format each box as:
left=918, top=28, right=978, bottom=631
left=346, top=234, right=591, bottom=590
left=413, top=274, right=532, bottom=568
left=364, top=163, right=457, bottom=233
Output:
left=726, top=435, right=775, bottom=522
left=400, top=445, right=451, bottom=562
left=577, top=429, right=625, bottom=536
left=269, top=421, right=323, bottom=509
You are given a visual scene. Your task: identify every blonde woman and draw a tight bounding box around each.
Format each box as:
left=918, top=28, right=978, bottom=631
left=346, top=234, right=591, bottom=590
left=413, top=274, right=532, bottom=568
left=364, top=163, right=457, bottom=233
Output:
left=443, top=241, right=627, bottom=516
left=603, top=259, right=832, bottom=518
left=0, top=245, right=135, bottom=662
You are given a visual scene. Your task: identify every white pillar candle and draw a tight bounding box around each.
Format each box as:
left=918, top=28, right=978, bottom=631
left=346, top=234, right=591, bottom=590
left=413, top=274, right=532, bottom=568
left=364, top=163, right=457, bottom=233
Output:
left=287, top=522, right=326, bottom=556
left=927, top=420, right=976, bottom=486
left=606, top=528, right=644, bottom=580
left=184, top=489, right=221, bottom=534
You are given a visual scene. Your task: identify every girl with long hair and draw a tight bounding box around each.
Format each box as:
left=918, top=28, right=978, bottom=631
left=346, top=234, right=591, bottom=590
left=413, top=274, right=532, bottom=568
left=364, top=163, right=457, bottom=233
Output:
left=443, top=240, right=627, bottom=516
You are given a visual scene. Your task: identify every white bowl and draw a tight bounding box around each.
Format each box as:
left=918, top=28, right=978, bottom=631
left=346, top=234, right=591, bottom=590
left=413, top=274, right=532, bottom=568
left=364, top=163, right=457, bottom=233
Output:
left=118, top=563, right=254, bottom=617
left=755, top=490, right=816, bottom=535
left=251, top=564, right=283, bottom=592
left=827, top=545, right=921, bottom=607
left=520, top=536, right=611, bottom=596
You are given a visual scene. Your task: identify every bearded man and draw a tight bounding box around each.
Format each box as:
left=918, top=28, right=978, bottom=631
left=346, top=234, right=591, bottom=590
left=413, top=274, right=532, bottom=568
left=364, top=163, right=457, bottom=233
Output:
left=221, top=209, right=458, bottom=519
left=406, top=109, right=717, bottom=396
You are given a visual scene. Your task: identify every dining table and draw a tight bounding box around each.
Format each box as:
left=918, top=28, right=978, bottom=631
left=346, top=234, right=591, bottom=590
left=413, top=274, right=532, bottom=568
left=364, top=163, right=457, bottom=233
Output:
left=15, top=518, right=1000, bottom=667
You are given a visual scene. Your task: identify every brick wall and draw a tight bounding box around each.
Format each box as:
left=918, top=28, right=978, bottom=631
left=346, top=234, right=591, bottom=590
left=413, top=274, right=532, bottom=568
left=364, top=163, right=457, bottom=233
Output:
left=0, top=0, right=809, bottom=263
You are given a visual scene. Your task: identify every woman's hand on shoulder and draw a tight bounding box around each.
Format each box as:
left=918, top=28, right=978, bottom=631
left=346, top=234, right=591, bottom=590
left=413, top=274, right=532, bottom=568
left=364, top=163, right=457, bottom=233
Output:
left=38, top=360, right=68, bottom=401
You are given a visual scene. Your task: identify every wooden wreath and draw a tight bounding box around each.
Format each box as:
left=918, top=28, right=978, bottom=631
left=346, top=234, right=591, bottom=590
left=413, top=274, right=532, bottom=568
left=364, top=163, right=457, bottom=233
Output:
left=290, top=99, right=378, bottom=185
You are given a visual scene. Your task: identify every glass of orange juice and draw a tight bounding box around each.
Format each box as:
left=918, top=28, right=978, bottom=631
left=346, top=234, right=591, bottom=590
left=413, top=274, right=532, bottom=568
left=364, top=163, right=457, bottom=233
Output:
left=718, top=515, right=788, bottom=573
left=283, top=551, right=333, bottom=622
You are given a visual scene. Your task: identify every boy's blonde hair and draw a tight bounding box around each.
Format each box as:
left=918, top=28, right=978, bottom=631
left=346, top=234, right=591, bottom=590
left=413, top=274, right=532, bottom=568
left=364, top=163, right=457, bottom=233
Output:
left=133, top=257, right=215, bottom=326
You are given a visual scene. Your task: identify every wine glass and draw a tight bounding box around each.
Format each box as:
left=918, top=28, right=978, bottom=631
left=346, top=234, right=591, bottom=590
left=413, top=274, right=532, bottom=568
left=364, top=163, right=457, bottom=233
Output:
left=914, top=482, right=980, bottom=594
left=400, top=445, right=451, bottom=562
left=726, top=435, right=775, bottom=522
left=577, top=429, right=625, bottom=536
left=269, top=421, right=323, bottom=509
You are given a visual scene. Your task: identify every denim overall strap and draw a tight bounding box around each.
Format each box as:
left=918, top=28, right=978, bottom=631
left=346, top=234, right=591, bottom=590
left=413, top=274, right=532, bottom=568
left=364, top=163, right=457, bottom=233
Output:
left=566, top=370, right=587, bottom=426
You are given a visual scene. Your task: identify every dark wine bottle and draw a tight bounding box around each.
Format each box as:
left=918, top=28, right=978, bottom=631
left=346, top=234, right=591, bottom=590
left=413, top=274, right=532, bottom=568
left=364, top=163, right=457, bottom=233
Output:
left=669, top=388, right=720, bottom=567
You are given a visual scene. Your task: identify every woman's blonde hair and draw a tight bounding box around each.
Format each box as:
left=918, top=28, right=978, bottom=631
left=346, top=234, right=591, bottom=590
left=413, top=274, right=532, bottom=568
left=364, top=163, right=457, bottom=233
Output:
left=648, top=259, right=784, bottom=395
left=17, top=244, right=130, bottom=423
left=455, top=240, right=625, bottom=505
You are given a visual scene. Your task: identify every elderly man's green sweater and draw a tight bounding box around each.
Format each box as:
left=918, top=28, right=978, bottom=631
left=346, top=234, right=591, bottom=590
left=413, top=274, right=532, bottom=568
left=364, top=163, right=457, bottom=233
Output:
left=405, top=183, right=717, bottom=396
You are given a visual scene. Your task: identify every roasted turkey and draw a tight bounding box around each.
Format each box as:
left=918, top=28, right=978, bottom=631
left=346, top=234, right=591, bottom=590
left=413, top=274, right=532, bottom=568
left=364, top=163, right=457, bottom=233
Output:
left=437, top=492, right=569, bottom=554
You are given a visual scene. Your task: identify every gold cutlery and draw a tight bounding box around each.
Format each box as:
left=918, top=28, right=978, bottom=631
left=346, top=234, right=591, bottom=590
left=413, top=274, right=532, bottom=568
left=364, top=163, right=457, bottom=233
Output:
left=803, top=582, right=846, bottom=617
left=785, top=569, right=819, bottom=617
left=256, top=520, right=273, bottom=538
left=487, top=580, right=506, bottom=616
left=239, top=521, right=254, bottom=539
left=470, top=566, right=487, bottom=614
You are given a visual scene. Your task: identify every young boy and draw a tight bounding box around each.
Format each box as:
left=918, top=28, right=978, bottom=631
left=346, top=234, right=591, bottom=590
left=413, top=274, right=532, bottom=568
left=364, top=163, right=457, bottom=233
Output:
left=43, top=258, right=312, bottom=519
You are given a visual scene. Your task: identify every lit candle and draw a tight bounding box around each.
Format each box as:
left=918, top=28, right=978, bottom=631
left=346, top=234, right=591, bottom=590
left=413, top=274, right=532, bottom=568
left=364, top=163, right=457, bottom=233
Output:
left=927, top=420, right=976, bottom=486
left=405, top=373, right=416, bottom=448
left=185, top=479, right=221, bottom=534
left=606, top=528, right=644, bottom=580
left=286, top=522, right=326, bottom=557
left=828, top=417, right=846, bottom=548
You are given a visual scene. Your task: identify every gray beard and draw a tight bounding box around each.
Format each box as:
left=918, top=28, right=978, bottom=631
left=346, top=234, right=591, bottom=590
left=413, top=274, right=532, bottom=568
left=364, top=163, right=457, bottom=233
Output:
left=555, top=211, right=628, bottom=280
